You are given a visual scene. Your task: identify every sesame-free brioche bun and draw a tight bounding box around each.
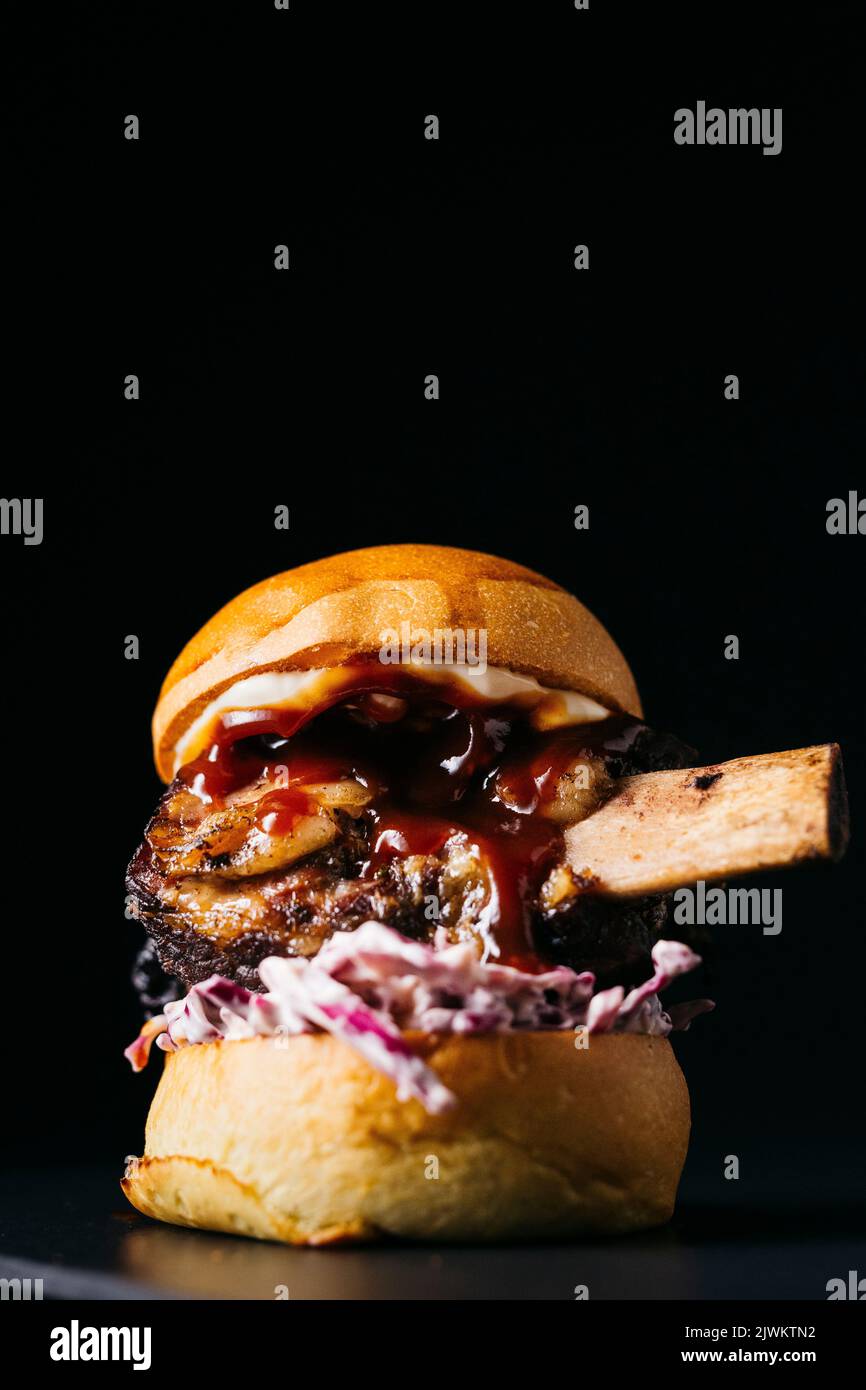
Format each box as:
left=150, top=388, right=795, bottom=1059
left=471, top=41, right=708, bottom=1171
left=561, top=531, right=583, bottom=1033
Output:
left=121, top=1031, right=689, bottom=1244
left=152, top=544, right=642, bottom=781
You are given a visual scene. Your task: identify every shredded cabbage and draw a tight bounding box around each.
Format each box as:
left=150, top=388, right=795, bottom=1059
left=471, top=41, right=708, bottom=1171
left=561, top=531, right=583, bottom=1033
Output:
left=125, top=923, right=712, bottom=1113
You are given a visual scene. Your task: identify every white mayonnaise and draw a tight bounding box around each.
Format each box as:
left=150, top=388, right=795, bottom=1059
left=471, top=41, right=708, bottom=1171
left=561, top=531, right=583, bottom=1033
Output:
left=173, top=663, right=610, bottom=773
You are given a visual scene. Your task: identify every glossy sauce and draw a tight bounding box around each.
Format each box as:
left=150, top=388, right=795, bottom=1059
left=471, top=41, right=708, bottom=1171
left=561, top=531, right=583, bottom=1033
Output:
left=179, top=672, right=649, bottom=968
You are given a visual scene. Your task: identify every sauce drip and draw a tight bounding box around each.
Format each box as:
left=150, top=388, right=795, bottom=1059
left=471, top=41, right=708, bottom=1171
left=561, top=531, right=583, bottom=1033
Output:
left=179, top=676, right=649, bottom=969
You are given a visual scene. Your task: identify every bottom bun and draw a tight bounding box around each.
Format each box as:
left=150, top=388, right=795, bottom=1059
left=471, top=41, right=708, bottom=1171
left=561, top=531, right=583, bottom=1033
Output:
left=122, top=1031, right=690, bottom=1244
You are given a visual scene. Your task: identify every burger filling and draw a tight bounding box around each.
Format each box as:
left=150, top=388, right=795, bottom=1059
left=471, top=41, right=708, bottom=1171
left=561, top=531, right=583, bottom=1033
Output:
left=126, top=668, right=699, bottom=1008
left=125, top=922, right=713, bottom=1114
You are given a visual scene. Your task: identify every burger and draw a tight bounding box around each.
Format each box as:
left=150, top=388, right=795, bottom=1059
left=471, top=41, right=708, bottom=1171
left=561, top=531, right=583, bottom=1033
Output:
left=121, top=544, right=845, bottom=1244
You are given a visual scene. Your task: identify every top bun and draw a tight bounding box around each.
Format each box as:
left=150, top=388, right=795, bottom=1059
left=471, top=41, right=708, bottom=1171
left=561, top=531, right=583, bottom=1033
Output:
left=152, top=544, right=642, bottom=781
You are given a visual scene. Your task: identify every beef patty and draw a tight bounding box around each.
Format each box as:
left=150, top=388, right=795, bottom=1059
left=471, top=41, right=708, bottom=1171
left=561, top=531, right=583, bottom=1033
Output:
left=126, top=702, right=697, bottom=1006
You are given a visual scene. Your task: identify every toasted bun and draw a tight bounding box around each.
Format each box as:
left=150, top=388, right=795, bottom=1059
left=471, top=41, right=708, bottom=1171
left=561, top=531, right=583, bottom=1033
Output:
left=152, top=545, right=642, bottom=781
left=122, top=1032, right=689, bottom=1244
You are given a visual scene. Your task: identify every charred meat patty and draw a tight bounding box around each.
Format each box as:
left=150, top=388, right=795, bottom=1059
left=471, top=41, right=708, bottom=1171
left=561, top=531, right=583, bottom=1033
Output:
left=126, top=700, right=696, bottom=1004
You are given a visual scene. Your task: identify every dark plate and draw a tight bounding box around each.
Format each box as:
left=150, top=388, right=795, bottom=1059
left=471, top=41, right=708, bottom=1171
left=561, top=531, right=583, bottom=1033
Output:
left=2, top=1161, right=864, bottom=1301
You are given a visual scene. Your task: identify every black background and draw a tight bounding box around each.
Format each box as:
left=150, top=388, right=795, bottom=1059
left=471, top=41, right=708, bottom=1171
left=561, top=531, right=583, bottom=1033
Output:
left=4, top=2, right=864, bottom=1239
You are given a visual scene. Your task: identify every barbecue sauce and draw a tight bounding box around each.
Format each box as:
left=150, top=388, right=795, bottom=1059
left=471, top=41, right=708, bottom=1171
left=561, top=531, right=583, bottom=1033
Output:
left=178, top=671, right=651, bottom=969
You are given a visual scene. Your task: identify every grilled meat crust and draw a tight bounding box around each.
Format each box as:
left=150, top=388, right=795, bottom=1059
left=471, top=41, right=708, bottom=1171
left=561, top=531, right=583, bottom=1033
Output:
left=126, top=811, right=672, bottom=1000
left=126, top=808, right=505, bottom=995
left=127, top=819, right=441, bottom=990
left=126, top=720, right=698, bottom=1004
